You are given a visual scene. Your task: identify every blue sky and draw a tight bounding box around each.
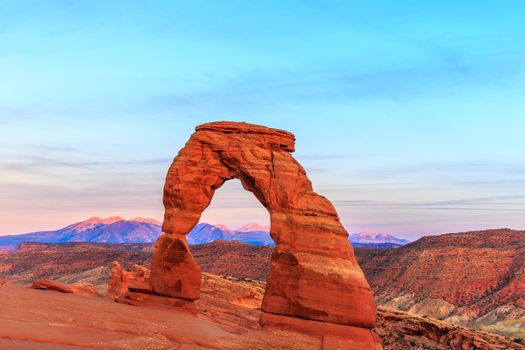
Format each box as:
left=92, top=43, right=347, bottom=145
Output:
left=1, top=1, right=524, bottom=239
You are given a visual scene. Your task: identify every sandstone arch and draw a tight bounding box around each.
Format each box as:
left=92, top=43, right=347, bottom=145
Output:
left=150, top=121, right=378, bottom=340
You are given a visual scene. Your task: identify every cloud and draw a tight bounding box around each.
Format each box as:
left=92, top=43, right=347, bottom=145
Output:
left=428, top=195, right=525, bottom=206
left=315, top=182, right=410, bottom=188
left=0, top=155, right=171, bottom=173
left=296, top=154, right=366, bottom=160
left=362, top=161, right=525, bottom=179
left=458, top=179, right=525, bottom=186
left=332, top=195, right=525, bottom=212
left=303, top=167, right=332, bottom=174
left=139, top=46, right=523, bottom=116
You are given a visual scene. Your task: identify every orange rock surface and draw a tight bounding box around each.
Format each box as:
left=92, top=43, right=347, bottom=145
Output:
left=107, top=261, right=151, bottom=299
left=356, top=229, right=525, bottom=316
left=150, top=121, right=377, bottom=342
left=0, top=275, right=520, bottom=350
left=31, top=279, right=97, bottom=296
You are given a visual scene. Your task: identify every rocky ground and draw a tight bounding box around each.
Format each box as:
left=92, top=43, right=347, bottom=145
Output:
left=0, top=241, right=273, bottom=285
left=1, top=240, right=524, bottom=349
left=356, top=228, right=525, bottom=340
left=0, top=242, right=152, bottom=285
left=0, top=274, right=522, bottom=350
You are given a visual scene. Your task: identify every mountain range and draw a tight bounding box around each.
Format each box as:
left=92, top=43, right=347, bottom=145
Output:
left=0, top=217, right=409, bottom=251
left=349, top=232, right=410, bottom=245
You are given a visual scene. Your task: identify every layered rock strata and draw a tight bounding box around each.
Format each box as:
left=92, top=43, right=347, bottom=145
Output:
left=149, top=121, right=379, bottom=347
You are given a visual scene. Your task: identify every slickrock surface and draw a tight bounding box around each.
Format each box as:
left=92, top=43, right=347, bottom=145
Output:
left=151, top=121, right=377, bottom=339
left=3, top=238, right=524, bottom=340
left=0, top=274, right=521, bottom=350
left=0, top=275, right=371, bottom=350
left=31, top=279, right=97, bottom=296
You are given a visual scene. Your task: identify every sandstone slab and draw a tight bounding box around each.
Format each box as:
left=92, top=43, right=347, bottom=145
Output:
left=31, top=279, right=97, bottom=296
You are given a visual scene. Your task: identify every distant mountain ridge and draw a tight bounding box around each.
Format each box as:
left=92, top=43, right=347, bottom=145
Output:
left=349, top=232, right=410, bottom=245
left=0, top=217, right=163, bottom=250
left=186, top=223, right=273, bottom=246
left=0, top=217, right=410, bottom=250
left=0, top=218, right=275, bottom=250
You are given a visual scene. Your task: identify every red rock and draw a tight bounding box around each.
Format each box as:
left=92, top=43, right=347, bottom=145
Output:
left=116, top=291, right=197, bottom=314
left=1, top=274, right=521, bottom=350
left=260, top=313, right=382, bottom=350
left=355, top=228, right=525, bottom=317
left=150, top=122, right=377, bottom=338
left=107, top=261, right=151, bottom=299
left=31, top=279, right=97, bottom=296
left=32, top=279, right=74, bottom=293
left=375, top=306, right=523, bottom=350
left=245, top=287, right=257, bottom=299
left=149, top=234, right=201, bottom=300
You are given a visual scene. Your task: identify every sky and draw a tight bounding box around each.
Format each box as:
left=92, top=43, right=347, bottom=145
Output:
left=1, top=1, right=524, bottom=240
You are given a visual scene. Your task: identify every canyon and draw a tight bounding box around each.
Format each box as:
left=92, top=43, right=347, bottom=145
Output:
left=1, top=236, right=524, bottom=347
left=356, top=228, right=525, bottom=340
left=0, top=241, right=522, bottom=349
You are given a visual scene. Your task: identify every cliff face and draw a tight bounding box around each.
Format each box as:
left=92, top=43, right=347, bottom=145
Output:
left=376, top=307, right=524, bottom=350
left=356, top=229, right=525, bottom=339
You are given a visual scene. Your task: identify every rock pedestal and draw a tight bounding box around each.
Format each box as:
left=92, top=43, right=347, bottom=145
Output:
left=150, top=121, right=381, bottom=348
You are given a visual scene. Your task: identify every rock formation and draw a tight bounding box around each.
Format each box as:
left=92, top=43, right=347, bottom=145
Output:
left=31, top=279, right=97, bottom=296
left=107, top=261, right=151, bottom=299
left=356, top=228, right=525, bottom=340
left=150, top=121, right=379, bottom=347
left=1, top=270, right=522, bottom=350
left=376, top=306, right=524, bottom=350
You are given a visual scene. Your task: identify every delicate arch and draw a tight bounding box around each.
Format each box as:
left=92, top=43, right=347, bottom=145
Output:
left=150, top=121, right=377, bottom=329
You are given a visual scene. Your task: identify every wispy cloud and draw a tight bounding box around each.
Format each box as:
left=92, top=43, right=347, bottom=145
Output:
left=458, top=179, right=525, bottom=186
left=139, top=48, right=523, bottom=115
left=428, top=195, right=525, bottom=206
left=362, top=161, right=525, bottom=178
left=333, top=197, right=525, bottom=212
left=316, top=182, right=410, bottom=188
left=0, top=155, right=171, bottom=173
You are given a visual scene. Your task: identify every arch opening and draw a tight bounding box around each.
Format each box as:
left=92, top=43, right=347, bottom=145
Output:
left=190, top=178, right=273, bottom=310
left=198, top=178, right=270, bottom=236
